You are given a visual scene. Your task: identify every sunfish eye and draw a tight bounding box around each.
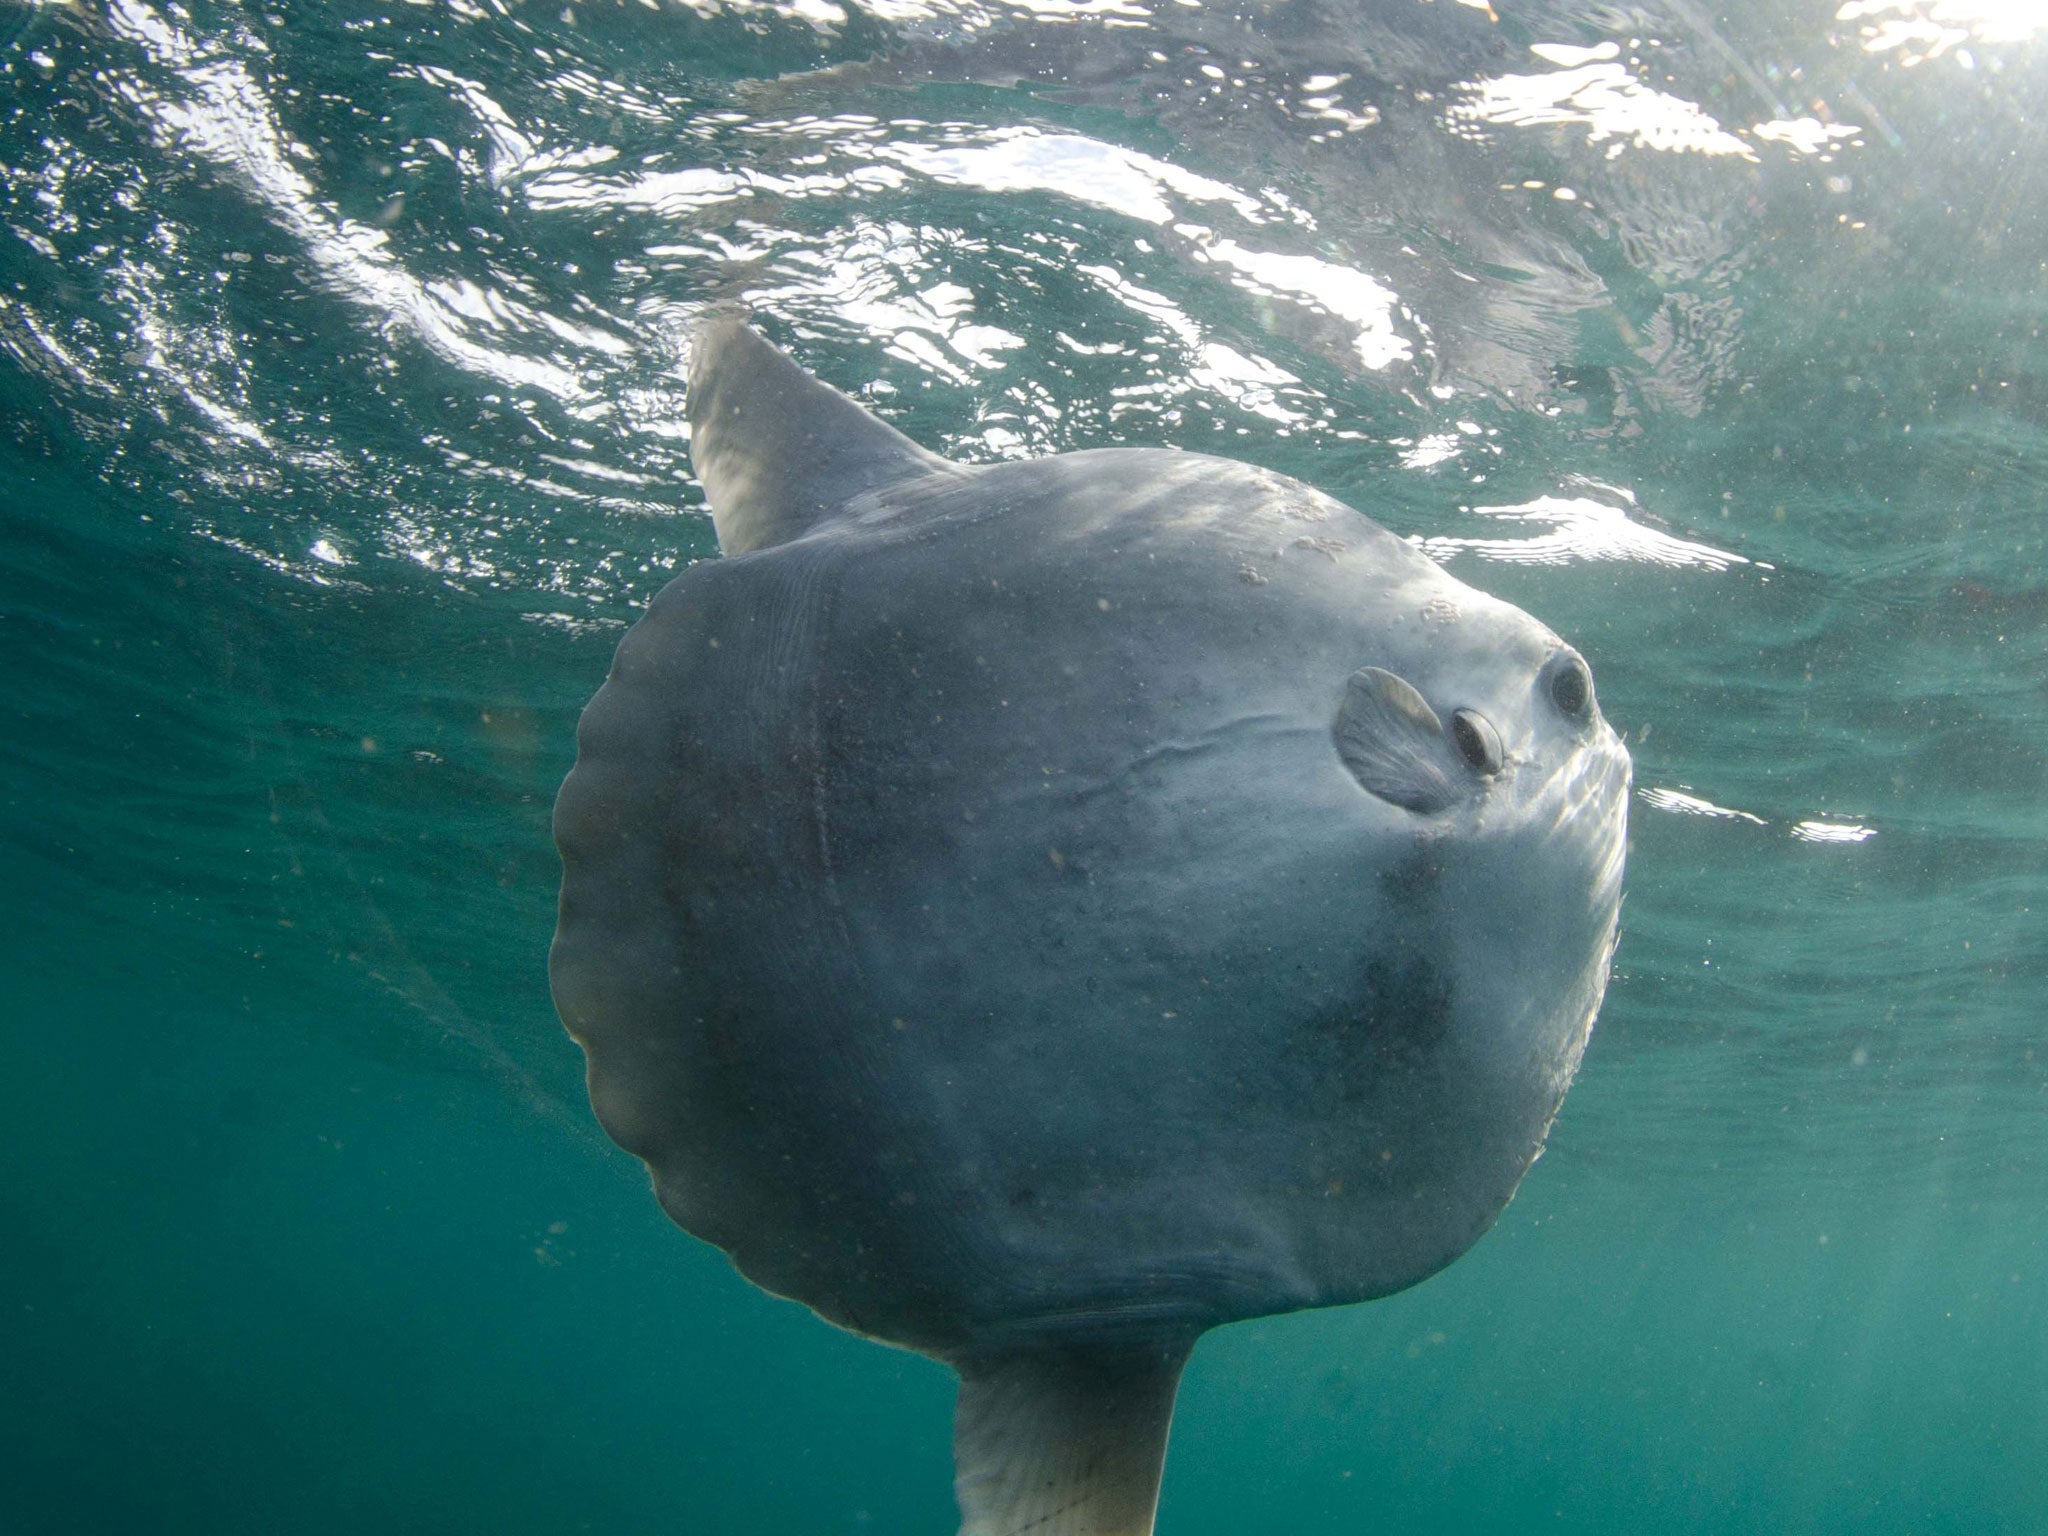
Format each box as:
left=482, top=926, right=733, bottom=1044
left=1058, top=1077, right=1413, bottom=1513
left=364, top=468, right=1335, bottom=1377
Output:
left=1549, top=654, right=1593, bottom=719
left=1449, top=709, right=1502, bottom=775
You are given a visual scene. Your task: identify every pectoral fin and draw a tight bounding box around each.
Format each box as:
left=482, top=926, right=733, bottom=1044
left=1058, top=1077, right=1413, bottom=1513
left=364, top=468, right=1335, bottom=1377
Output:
left=1333, top=665, right=1464, bottom=814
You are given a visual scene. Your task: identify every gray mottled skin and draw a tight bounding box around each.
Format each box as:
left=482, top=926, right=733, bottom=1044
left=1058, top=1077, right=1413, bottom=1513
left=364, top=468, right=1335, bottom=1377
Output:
left=551, top=317, right=1629, bottom=1534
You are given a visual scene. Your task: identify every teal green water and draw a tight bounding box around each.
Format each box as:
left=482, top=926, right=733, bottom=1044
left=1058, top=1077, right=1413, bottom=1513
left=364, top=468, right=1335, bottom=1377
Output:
left=4, top=0, right=2045, bottom=1530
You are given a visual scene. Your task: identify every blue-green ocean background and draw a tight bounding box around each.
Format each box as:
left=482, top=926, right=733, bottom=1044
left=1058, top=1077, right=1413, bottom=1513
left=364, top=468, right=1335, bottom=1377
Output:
left=3, top=0, right=2044, bottom=1529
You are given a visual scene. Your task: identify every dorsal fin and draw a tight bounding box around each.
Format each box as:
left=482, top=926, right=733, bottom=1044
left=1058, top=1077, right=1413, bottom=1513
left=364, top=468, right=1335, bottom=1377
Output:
left=952, top=1341, right=1190, bottom=1536
left=686, top=315, right=951, bottom=555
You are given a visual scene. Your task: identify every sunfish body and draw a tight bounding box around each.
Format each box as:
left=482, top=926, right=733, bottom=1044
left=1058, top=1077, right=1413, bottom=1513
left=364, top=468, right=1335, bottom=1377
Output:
left=551, top=318, right=1629, bottom=1535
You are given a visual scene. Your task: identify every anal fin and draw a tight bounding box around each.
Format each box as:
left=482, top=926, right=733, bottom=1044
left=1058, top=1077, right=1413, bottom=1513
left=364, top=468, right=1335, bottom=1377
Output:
left=952, top=1340, right=1192, bottom=1536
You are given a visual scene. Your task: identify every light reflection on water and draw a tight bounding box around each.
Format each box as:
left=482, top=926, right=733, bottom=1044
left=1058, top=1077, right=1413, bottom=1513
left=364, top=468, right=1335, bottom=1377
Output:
left=1840, top=0, right=2048, bottom=64
left=1455, top=49, right=1761, bottom=160
left=1416, top=487, right=1750, bottom=571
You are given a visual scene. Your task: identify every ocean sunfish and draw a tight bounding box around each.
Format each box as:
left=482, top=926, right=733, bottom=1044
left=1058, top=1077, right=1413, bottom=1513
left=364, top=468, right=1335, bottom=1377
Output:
left=551, top=317, right=1629, bottom=1535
